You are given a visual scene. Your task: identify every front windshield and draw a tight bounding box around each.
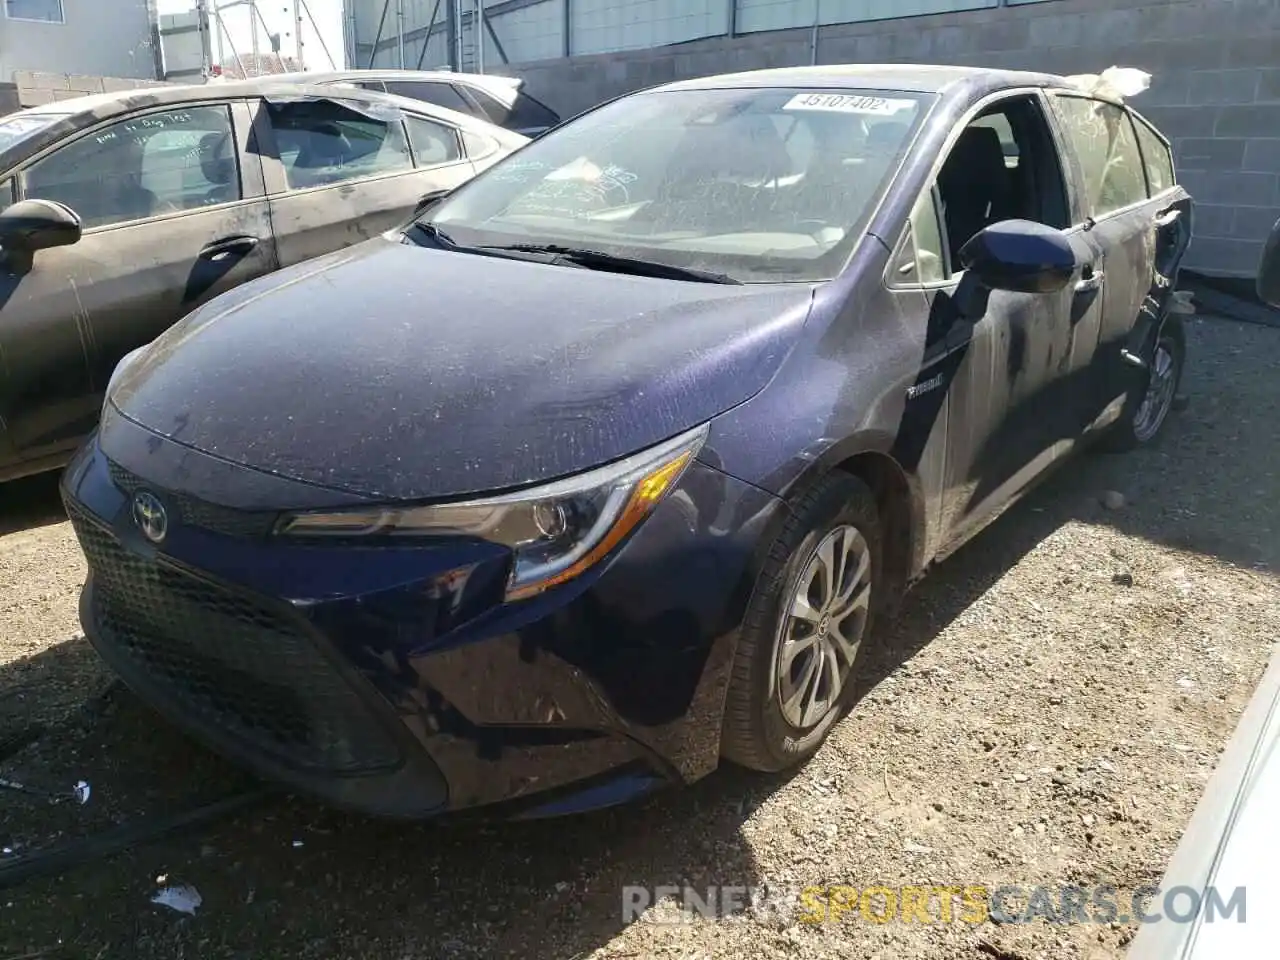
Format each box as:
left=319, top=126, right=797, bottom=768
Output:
left=0, top=112, right=70, bottom=154
left=426, top=87, right=932, bottom=283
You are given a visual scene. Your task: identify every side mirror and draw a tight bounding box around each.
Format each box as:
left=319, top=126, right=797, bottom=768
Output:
left=0, top=198, right=82, bottom=257
left=1257, top=216, right=1280, bottom=308
left=959, top=219, right=1077, bottom=295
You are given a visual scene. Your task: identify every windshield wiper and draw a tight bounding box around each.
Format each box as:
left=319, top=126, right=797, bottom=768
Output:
left=406, top=221, right=459, bottom=248
left=484, top=244, right=743, bottom=285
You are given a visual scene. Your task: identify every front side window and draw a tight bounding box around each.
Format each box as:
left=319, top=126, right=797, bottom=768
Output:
left=5, top=0, right=63, bottom=22
left=266, top=100, right=413, bottom=190
left=428, top=87, right=931, bottom=283
left=1054, top=95, right=1148, bottom=217
left=1132, top=114, right=1175, bottom=195
left=23, top=105, right=240, bottom=229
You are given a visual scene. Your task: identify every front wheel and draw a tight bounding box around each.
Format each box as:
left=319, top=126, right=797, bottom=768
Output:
left=1102, top=314, right=1186, bottom=452
left=720, top=472, right=883, bottom=773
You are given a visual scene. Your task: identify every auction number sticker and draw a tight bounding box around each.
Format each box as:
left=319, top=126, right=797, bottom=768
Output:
left=783, top=93, right=915, bottom=115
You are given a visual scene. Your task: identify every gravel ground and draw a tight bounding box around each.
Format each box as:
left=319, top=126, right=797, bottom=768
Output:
left=0, top=314, right=1276, bottom=960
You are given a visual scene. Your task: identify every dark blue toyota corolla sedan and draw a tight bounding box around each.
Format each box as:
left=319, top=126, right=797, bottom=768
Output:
left=62, top=65, right=1192, bottom=818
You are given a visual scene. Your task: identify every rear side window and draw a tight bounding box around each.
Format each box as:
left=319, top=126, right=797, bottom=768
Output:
left=406, top=115, right=461, bottom=166
left=1132, top=115, right=1175, bottom=194
left=467, top=86, right=559, bottom=131
left=266, top=100, right=412, bottom=190
left=385, top=81, right=474, bottom=117
left=1054, top=95, right=1148, bottom=217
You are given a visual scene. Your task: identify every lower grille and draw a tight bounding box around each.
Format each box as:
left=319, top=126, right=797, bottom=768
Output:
left=68, top=503, right=401, bottom=775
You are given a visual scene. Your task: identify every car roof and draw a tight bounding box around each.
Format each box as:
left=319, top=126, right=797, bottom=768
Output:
left=655, top=63, right=1069, bottom=96
left=0, top=79, right=502, bottom=171
left=271, top=69, right=523, bottom=101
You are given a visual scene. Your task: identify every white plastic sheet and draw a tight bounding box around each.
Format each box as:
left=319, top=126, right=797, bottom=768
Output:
left=1064, top=66, right=1153, bottom=104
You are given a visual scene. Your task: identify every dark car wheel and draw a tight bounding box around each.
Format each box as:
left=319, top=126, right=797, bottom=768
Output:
left=1102, top=314, right=1186, bottom=452
left=721, top=472, right=882, bottom=773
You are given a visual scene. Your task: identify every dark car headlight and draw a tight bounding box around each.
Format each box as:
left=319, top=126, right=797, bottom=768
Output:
left=276, top=424, right=708, bottom=601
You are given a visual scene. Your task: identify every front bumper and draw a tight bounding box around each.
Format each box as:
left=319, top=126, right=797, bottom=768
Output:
left=62, top=412, right=783, bottom=818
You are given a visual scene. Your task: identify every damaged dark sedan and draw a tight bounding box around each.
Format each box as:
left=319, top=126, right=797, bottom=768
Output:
left=62, top=65, right=1193, bottom=818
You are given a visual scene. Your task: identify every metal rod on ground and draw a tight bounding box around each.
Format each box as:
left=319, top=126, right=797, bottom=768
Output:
left=0, top=788, right=275, bottom=890
left=367, top=0, right=390, bottom=68
left=414, top=0, right=444, bottom=71
left=300, top=0, right=337, bottom=70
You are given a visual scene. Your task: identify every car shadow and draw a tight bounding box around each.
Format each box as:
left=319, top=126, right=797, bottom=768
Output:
left=0, top=469, right=65, bottom=536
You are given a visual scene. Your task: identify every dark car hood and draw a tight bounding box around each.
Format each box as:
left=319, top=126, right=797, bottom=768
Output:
left=110, top=237, right=814, bottom=501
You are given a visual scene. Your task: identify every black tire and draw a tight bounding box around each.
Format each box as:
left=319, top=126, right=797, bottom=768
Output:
left=720, top=471, right=883, bottom=773
left=1100, top=314, right=1186, bottom=453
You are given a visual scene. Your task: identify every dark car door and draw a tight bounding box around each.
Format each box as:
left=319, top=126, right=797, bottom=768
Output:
left=914, top=92, right=1106, bottom=554
left=0, top=99, right=276, bottom=474
left=259, top=97, right=478, bottom=269
left=1050, top=93, right=1194, bottom=426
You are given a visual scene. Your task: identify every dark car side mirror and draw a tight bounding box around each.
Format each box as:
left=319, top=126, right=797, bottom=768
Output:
left=959, top=219, right=1077, bottom=295
left=1257, top=216, right=1280, bottom=308
left=0, top=198, right=82, bottom=271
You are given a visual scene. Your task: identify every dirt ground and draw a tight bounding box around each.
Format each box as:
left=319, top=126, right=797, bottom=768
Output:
left=0, top=314, right=1277, bottom=960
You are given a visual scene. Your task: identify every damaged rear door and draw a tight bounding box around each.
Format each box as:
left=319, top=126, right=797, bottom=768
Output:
left=0, top=99, right=277, bottom=471
left=258, top=95, right=478, bottom=268
left=1049, top=94, right=1193, bottom=430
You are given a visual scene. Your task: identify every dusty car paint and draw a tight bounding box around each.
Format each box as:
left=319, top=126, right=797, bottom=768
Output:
left=0, top=80, right=525, bottom=484
left=63, top=64, right=1193, bottom=818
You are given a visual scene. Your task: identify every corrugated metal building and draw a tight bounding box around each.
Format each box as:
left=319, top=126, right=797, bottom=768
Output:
left=345, top=0, right=1062, bottom=72
left=342, top=0, right=1280, bottom=278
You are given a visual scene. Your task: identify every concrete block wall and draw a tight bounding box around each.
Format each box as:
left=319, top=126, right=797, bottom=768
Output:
left=503, top=0, right=1280, bottom=277
left=12, top=70, right=172, bottom=109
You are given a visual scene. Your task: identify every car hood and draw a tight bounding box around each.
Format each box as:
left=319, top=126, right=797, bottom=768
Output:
left=110, top=237, right=814, bottom=501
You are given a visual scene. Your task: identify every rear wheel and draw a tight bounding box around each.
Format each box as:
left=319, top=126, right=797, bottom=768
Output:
left=1102, top=314, right=1186, bottom=452
left=721, top=472, right=882, bottom=773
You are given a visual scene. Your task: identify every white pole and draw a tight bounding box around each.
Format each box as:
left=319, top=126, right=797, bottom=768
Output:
left=475, top=0, right=484, bottom=74
left=294, top=0, right=305, bottom=70
left=396, top=0, right=405, bottom=67
left=249, top=0, right=260, bottom=73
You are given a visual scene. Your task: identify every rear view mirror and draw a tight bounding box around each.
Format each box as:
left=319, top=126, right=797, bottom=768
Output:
left=1257, top=215, right=1280, bottom=308
left=0, top=198, right=81, bottom=267
left=959, top=219, right=1077, bottom=295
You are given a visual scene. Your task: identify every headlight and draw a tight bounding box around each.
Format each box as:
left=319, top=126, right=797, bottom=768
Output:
left=276, top=425, right=708, bottom=601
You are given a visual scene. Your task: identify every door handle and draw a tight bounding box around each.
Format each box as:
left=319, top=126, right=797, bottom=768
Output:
left=199, top=235, right=260, bottom=261
left=1075, top=266, right=1104, bottom=294
left=1155, top=208, right=1182, bottom=228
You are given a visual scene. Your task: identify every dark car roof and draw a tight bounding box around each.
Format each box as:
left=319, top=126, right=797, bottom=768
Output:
left=0, top=79, right=466, bottom=173
left=656, top=64, right=1070, bottom=96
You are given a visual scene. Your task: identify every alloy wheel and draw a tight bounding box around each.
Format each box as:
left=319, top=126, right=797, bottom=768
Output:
left=1133, top=336, right=1179, bottom=443
left=775, top=524, right=872, bottom=730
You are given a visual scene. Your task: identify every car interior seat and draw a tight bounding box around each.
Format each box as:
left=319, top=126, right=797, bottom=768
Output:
left=937, top=124, right=1015, bottom=265
left=198, top=131, right=237, bottom=205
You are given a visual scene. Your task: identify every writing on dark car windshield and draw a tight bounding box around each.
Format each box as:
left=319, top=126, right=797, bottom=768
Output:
left=424, top=87, right=929, bottom=283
